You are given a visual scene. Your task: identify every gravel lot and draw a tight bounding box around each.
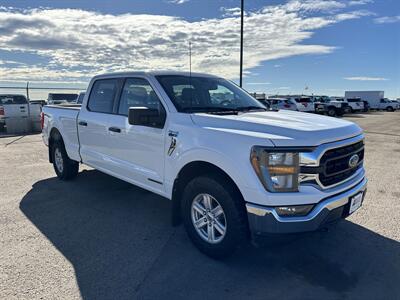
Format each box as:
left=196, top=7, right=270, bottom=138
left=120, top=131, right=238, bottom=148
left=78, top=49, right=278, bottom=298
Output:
left=1, top=111, right=399, bottom=300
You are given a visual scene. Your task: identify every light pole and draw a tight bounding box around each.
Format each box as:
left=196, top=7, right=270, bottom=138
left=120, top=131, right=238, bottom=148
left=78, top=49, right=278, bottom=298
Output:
left=239, top=0, right=244, bottom=87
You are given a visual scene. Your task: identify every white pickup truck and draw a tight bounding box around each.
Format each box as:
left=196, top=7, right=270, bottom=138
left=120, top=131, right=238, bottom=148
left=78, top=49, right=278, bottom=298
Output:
left=42, top=71, right=367, bottom=258
left=0, top=94, right=30, bottom=130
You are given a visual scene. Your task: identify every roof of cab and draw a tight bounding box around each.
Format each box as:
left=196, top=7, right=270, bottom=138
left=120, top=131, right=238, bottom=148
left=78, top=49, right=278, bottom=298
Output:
left=92, top=70, right=220, bottom=80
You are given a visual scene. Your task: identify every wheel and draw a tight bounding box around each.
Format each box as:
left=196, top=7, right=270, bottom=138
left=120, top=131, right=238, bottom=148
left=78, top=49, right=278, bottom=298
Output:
left=52, top=140, right=79, bottom=180
left=181, top=176, right=249, bottom=259
left=343, top=106, right=352, bottom=114
left=327, top=107, right=336, bottom=117
left=386, top=106, right=393, bottom=112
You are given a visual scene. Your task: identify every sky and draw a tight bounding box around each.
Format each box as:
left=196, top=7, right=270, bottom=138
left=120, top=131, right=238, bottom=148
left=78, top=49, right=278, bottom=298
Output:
left=0, top=0, right=399, bottom=99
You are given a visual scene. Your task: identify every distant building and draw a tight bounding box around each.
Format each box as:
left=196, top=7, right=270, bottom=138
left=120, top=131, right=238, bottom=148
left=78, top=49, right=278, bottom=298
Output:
left=250, top=92, right=266, bottom=100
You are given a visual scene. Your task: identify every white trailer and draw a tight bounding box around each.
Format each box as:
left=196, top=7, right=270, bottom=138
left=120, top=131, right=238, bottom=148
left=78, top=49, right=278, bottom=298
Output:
left=345, top=91, right=385, bottom=109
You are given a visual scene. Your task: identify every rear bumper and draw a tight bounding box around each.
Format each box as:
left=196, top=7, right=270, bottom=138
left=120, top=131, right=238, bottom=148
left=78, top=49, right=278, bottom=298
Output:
left=246, top=177, right=367, bottom=235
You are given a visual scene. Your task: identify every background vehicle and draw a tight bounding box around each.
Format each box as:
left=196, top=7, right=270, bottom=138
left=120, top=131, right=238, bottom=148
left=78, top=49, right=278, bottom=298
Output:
left=345, top=98, right=365, bottom=113
left=390, top=100, right=400, bottom=110
left=42, top=71, right=367, bottom=258
left=260, top=98, right=298, bottom=111
left=314, top=98, right=346, bottom=117
left=329, top=97, right=363, bottom=114
left=75, top=92, right=86, bottom=104
left=290, top=96, right=314, bottom=112
left=0, top=94, right=29, bottom=130
left=344, top=91, right=390, bottom=110
left=47, top=93, right=78, bottom=105
left=378, top=98, right=397, bottom=111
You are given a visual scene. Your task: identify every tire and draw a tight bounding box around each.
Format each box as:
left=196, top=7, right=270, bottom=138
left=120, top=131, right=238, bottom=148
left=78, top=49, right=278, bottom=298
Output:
left=181, top=175, right=249, bottom=259
left=343, top=106, right=352, bottom=114
left=386, top=106, right=393, bottom=112
left=327, top=107, right=336, bottom=117
left=52, top=140, right=79, bottom=180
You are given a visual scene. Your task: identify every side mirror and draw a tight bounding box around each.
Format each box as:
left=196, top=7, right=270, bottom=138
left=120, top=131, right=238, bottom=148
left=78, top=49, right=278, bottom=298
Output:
left=128, top=107, right=165, bottom=128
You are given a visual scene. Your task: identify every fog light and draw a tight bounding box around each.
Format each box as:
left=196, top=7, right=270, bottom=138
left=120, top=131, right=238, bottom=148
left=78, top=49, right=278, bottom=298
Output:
left=275, top=205, right=314, bottom=217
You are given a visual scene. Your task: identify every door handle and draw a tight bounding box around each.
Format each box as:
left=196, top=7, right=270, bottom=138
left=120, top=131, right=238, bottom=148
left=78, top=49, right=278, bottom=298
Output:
left=78, top=121, right=87, bottom=126
left=108, top=127, right=121, bottom=133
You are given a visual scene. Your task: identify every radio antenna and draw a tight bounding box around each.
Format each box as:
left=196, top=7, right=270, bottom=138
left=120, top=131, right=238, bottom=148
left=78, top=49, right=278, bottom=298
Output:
left=189, top=41, right=193, bottom=111
left=189, top=41, right=192, bottom=77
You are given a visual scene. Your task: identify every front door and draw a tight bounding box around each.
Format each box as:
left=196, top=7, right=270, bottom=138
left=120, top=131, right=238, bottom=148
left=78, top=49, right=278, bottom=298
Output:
left=105, top=77, right=167, bottom=194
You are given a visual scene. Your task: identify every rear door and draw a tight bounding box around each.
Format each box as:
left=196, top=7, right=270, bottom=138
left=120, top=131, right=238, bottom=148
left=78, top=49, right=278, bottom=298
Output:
left=104, top=77, right=167, bottom=193
left=78, top=78, right=121, bottom=171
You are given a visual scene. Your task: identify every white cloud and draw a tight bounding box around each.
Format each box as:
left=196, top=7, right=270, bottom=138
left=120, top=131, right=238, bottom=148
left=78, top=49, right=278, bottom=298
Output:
left=246, top=82, right=271, bottom=85
left=168, top=0, right=189, bottom=4
left=344, top=76, right=389, bottom=81
left=0, top=3, right=372, bottom=83
left=220, top=7, right=242, bottom=17
left=284, top=0, right=346, bottom=12
left=374, top=15, right=400, bottom=24
left=348, top=0, right=373, bottom=6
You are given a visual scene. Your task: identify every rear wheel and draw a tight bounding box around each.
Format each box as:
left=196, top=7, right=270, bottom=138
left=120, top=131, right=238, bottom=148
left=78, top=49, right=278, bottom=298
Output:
left=52, top=140, right=79, bottom=180
left=181, top=176, right=248, bottom=259
left=386, top=106, right=394, bottom=112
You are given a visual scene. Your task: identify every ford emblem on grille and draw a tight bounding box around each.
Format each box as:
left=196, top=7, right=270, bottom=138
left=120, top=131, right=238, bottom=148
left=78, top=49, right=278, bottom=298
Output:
left=348, top=154, right=359, bottom=168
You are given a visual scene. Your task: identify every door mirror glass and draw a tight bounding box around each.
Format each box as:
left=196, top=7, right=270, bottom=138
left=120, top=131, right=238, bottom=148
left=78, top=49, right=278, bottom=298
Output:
left=128, top=107, right=166, bottom=128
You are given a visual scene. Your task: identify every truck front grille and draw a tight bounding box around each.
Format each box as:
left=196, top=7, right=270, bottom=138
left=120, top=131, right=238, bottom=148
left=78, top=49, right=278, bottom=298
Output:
left=319, top=141, right=364, bottom=186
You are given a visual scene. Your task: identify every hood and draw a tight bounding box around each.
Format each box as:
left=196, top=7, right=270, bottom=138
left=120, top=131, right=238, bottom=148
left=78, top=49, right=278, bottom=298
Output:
left=191, top=110, right=363, bottom=147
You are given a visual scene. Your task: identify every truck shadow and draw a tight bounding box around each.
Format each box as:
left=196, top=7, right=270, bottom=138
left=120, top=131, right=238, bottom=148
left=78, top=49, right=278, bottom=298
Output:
left=20, top=170, right=400, bottom=300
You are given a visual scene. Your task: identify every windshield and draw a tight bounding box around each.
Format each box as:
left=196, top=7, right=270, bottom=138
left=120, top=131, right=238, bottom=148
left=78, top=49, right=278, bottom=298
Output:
left=49, top=94, right=78, bottom=102
left=0, top=95, right=28, bottom=105
left=156, top=75, right=266, bottom=113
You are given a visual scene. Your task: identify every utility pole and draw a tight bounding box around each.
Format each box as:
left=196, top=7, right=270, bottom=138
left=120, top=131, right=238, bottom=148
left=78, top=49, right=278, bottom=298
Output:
left=239, top=0, right=244, bottom=87
left=26, top=81, right=30, bottom=100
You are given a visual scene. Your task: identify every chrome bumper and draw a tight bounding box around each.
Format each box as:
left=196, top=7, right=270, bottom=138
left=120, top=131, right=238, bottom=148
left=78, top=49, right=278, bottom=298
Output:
left=246, top=177, right=367, bottom=234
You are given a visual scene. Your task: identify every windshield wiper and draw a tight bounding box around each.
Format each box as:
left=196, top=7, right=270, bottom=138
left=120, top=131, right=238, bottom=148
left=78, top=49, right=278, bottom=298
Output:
left=236, top=106, right=267, bottom=112
left=182, top=107, right=240, bottom=113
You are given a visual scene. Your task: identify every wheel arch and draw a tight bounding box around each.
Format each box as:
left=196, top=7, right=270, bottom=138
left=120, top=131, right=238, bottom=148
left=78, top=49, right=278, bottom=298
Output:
left=171, top=160, right=245, bottom=226
left=48, top=127, right=64, bottom=163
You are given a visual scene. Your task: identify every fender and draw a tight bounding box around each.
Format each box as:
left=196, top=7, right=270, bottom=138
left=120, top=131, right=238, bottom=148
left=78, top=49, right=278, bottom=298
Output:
left=165, top=147, right=253, bottom=200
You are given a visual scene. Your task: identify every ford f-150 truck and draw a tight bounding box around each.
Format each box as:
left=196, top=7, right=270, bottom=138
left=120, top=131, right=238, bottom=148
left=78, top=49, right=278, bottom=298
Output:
left=42, top=71, right=367, bottom=258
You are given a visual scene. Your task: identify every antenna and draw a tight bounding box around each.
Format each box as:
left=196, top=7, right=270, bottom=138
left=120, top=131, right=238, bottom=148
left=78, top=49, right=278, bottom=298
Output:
left=189, top=41, right=192, bottom=77
left=189, top=41, right=193, bottom=111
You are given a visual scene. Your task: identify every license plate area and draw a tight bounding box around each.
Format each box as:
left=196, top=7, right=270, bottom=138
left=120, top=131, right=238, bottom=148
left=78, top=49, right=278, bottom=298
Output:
left=349, top=192, right=363, bottom=214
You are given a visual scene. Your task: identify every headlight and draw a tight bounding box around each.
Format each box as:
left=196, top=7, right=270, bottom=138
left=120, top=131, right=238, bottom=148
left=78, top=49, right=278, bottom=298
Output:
left=250, top=147, right=300, bottom=192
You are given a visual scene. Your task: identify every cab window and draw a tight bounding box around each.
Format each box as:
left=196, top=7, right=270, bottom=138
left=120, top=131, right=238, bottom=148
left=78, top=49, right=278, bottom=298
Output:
left=118, top=78, right=166, bottom=117
left=87, top=79, right=118, bottom=113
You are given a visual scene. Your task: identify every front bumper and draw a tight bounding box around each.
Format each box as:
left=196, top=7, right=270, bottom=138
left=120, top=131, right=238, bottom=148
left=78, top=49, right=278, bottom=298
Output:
left=246, top=177, right=367, bottom=235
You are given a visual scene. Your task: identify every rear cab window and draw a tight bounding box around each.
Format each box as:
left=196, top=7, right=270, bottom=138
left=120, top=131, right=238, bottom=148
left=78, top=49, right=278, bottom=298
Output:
left=87, top=79, right=118, bottom=113
left=0, top=95, right=28, bottom=105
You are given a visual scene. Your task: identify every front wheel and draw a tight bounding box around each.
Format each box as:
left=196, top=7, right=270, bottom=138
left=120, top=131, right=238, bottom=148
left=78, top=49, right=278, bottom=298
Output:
left=344, top=106, right=352, bottom=114
left=181, top=176, right=249, bottom=259
left=327, top=107, right=337, bottom=117
left=386, top=106, right=394, bottom=112
left=52, top=140, right=79, bottom=180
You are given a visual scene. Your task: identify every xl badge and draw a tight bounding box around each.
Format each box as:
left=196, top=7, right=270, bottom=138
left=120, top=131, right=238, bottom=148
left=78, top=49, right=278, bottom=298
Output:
left=348, top=154, right=359, bottom=168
